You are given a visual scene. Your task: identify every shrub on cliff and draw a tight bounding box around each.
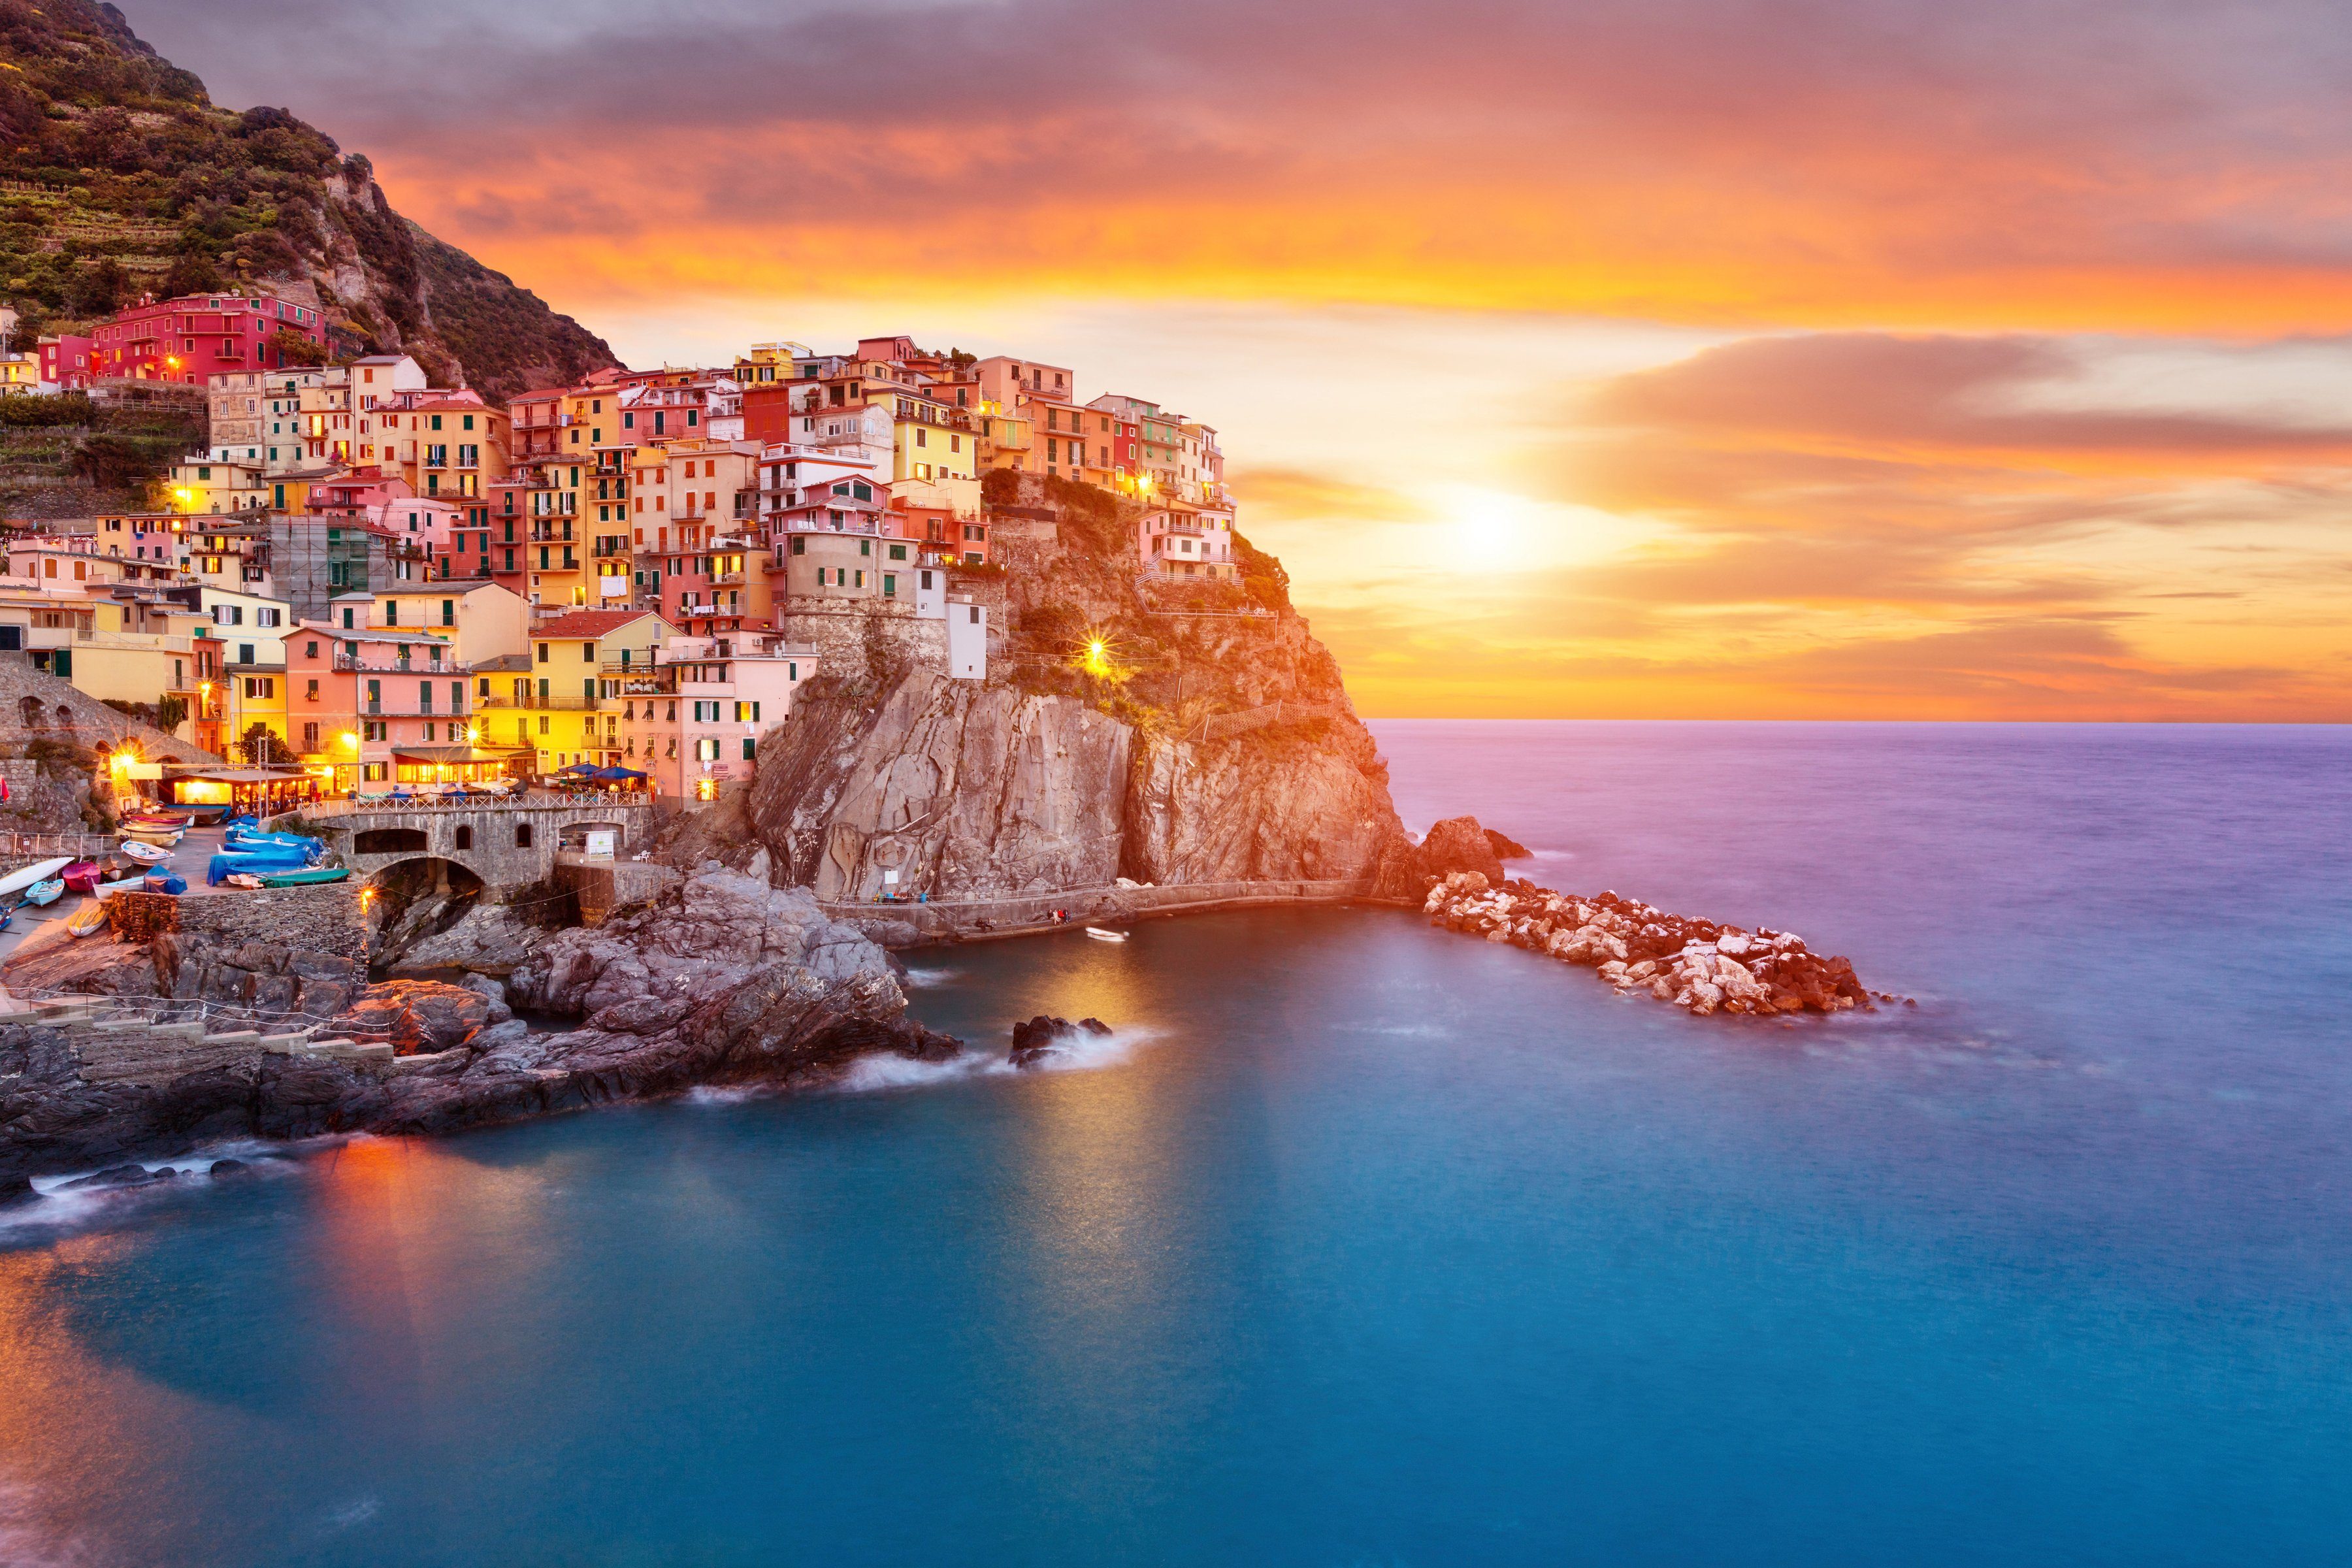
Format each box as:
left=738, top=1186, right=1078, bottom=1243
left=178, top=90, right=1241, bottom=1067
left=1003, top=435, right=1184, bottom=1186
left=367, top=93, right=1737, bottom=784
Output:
left=1235, top=532, right=1292, bottom=613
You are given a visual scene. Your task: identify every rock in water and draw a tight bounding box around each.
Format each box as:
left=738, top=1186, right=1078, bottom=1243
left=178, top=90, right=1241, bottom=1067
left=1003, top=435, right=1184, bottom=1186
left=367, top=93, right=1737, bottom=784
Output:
left=1416, top=817, right=1507, bottom=883
left=1008, top=1014, right=1113, bottom=1068
left=58, top=1163, right=174, bottom=1191
left=208, top=1159, right=250, bottom=1179
left=0, top=1173, right=33, bottom=1209
left=1482, top=827, right=1533, bottom=860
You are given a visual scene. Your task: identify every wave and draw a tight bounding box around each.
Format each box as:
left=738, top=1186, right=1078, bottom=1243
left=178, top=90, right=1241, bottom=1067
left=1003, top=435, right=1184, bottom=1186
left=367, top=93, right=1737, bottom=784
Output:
left=3, top=1143, right=304, bottom=1246
left=835, top=1024, right=1163, bottom=1094
left=0, top=1477, right=88, bottom=1568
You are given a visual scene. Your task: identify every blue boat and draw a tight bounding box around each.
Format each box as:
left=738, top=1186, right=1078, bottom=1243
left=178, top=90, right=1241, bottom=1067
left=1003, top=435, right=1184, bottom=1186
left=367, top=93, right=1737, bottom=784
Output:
left=225, top=830, right=325, bottom=855
left=206, top=849, right=316, bottom=887
left=143, top=871, right=188, bottom=895
left=21, top=878, right=64, bottom=907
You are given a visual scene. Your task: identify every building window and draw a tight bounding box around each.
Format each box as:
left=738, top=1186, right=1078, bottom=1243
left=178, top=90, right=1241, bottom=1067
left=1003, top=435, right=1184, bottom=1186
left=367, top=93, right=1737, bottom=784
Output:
left=455, top=825, right=473, bottom=851
left=515, top=824, right=534, bottom=848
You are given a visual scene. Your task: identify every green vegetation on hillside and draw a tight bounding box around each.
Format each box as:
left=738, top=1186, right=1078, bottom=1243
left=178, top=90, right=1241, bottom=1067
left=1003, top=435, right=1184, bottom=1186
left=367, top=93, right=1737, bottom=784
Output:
left=0, top=0, right=619, bottom=399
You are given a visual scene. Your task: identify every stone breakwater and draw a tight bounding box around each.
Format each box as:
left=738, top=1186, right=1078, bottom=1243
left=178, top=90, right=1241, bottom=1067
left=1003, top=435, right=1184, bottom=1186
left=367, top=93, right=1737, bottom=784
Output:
left=1422, top=872, right=1872, bottom=1016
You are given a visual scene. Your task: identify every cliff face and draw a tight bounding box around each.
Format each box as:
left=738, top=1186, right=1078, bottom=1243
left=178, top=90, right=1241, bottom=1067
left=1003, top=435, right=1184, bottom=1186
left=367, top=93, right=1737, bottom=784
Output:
left=725, top=476, right=1408, bottom=904
left=0, top=1, right=619, bottom=399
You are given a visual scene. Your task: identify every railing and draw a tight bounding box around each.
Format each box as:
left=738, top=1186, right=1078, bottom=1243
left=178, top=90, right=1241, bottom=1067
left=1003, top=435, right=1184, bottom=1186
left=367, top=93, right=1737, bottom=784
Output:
left=335, top=655, right=462, bottom=674
left=1, top=832, right=114, bottom=860
left=1184, top=700, right=1344, bottom=742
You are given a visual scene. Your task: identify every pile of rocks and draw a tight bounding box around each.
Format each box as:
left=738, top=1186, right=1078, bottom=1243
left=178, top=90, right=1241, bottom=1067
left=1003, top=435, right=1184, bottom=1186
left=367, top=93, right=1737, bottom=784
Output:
left=1422, top=871, right=1870, bottom=1017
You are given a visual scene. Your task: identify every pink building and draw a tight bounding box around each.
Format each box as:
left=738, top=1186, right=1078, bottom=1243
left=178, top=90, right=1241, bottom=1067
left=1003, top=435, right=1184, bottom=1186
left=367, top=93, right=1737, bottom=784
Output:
left=286, top=621, right=491, bottom=789
left=621, top=629, right=818, bottom=804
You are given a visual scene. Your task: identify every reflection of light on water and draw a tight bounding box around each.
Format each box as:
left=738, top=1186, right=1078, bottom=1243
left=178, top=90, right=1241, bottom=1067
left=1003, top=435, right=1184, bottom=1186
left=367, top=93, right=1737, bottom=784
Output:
left=0, top=1239, right=231, bottom=1561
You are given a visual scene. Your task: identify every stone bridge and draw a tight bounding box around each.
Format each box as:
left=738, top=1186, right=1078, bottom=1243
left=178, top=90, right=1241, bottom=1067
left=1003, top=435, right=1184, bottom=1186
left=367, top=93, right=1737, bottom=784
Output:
left=265, top=798, right=661, bottom=898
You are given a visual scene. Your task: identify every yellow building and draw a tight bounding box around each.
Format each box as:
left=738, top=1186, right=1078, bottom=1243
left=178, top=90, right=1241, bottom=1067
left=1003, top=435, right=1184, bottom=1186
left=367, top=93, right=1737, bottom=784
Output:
left=887, top=389, right=979, bottom=516
left=165, top=455, right=268, bottom=515
left=519, top=608, right=677, bottom=771
left=0, top=585, right=212, bottom=710
left=221, top=653, right=291, bottom=761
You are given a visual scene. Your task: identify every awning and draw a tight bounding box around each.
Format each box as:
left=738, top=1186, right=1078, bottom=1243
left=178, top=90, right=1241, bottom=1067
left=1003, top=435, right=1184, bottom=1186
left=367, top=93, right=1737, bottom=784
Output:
left=172, top=768, right=318, bottom=784
left=390, top=745, right=530, bottom=764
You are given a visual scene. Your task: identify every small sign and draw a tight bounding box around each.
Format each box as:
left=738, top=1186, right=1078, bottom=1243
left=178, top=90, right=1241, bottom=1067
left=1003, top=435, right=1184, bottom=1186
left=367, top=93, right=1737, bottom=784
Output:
left=583, top=830, right=616, bottom=858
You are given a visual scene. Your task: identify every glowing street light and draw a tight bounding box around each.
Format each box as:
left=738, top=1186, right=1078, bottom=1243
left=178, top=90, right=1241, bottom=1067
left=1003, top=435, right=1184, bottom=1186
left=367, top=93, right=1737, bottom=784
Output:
left=340, top=731, right=360, bottom=751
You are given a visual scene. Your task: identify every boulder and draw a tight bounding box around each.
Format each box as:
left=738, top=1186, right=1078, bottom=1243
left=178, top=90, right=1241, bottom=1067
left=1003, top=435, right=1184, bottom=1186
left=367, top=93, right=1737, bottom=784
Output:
left=1416, top=816, right=1505, bottom=884
left=1007, top=1014, right=1112, bottom=1069
left=58, top=1163, right=174, bottom=1192
left=207, top=1158, right=250, bottom=1178
left=1482, top=827, right=1532, bottom=860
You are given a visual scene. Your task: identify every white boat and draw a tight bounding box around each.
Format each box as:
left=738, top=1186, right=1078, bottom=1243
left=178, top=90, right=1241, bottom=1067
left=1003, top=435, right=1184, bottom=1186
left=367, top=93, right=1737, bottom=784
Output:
left=93, top=874, right=148, bottom=896
left=119, top=840, right=174, bottom=866
left=1085, top=926, right=1129, bottom=943
left=0, top=857, right=73, bottom=900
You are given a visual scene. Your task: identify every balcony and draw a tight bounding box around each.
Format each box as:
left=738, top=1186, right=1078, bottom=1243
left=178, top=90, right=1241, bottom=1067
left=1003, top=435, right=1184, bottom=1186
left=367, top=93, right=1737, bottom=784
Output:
left=335, top=654, right=463, bottom=675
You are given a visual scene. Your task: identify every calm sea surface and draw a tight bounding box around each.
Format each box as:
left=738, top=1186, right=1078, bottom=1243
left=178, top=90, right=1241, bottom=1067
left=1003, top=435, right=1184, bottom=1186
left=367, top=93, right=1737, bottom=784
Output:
left=3, top=722, right=2350, bottom=1566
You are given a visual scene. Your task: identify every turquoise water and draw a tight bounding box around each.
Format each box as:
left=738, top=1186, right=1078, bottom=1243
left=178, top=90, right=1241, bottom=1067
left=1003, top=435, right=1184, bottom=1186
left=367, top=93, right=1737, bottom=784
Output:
left=3, top=722, right=2350, bottom=1565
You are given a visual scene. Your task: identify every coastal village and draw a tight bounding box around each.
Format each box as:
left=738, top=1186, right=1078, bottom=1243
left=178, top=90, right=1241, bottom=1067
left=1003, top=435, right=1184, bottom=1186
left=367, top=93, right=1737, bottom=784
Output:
left=6, top=292, right=1243, bottom=809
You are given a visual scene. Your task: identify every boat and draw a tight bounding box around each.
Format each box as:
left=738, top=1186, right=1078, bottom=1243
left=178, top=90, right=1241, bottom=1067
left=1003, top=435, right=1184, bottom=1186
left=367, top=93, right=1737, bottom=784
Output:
left=1085, top=926, right=1129, bottom=943
left=143, top=871, right=188, bottom=895
left=207, top=850, right=314, bottom=886
left=21, top=879, right=65, bottom=907
left=119, top=840, right=175, bottom=866
left=224, top=874, right=267, bottom=889
left=253, top=866, right=351, bottom=888
left=93, top=874, right=148, bottom=896
left=0, top=857, right=73, bottom=899
left=120, top=825, right=184, bottom=847
left=225, top=830, right=325, bottom=856
left=177, top=803, right=227, bottom=825
left=122, top=813, right=191, bottom=830
left=65, top=900, right=109, bottom=937
left=58, top=860, right=101, bottom=895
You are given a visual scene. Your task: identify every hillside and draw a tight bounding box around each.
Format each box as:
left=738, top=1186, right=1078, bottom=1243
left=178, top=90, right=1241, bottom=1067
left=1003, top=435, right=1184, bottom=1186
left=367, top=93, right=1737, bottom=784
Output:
left=0, top=0, right=619, bottom=400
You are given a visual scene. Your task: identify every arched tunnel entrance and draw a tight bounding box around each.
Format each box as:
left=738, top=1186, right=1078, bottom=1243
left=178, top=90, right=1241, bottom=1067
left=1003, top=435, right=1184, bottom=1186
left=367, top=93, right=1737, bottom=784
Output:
left=367, top=856, right=487, bottom=977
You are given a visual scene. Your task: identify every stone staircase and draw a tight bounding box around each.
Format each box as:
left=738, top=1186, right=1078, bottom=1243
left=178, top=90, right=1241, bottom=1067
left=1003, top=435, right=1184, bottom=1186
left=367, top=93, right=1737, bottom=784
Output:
left=15, top=996, right=455, bottom=1086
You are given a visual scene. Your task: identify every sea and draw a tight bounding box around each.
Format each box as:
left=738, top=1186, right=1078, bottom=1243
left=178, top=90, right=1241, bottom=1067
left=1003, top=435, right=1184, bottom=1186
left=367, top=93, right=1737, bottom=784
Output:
left=2, top=721, right=2349, bottom=1567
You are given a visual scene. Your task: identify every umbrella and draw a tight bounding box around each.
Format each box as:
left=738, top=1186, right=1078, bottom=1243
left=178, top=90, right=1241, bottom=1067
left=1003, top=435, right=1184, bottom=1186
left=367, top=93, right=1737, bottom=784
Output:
left=592, top=766, right=647, bottom=781
left=555, top=762, right=599, bottom=776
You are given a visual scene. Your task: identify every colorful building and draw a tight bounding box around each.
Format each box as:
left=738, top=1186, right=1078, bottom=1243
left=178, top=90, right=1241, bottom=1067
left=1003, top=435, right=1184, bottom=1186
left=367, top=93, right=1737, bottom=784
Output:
left=86, top=289, right=329, bottom=384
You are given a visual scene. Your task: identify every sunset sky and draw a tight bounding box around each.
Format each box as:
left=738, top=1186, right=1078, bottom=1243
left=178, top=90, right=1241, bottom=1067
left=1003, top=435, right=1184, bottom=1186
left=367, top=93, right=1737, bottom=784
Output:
left=132, top=0, right=2352, bottom=719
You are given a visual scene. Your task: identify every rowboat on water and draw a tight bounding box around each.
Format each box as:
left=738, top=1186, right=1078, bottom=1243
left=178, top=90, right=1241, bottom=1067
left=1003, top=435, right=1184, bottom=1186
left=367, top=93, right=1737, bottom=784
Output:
left=21, top=879, right=65, bottom=907
left=253, top=866, right=351, bottom=888
left=65, top=900, right=109, bottom=937
left=0, top=858, right=73, bottom=900
left=1085, top=926, right=1129, bottom=943
left=119, top=840, right=175, bottom=866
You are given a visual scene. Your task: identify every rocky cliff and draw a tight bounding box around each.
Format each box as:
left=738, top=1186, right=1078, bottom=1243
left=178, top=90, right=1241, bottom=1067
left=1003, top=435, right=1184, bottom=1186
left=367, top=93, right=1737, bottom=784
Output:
left=0, top=1, right=619, bottom=400
left=698, top=476, right=1409, bottom=905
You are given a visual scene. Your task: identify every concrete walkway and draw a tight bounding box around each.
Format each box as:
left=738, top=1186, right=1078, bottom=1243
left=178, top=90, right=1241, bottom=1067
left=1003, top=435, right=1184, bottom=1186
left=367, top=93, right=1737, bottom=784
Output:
left=0, top=823, right=232, bottom=969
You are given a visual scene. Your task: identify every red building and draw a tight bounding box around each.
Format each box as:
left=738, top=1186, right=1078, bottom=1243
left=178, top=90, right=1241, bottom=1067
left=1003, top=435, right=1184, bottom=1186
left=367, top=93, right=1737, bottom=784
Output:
left=38, top=334, right=93, bottom=390
left=86, top=290, right=329, bottom=384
